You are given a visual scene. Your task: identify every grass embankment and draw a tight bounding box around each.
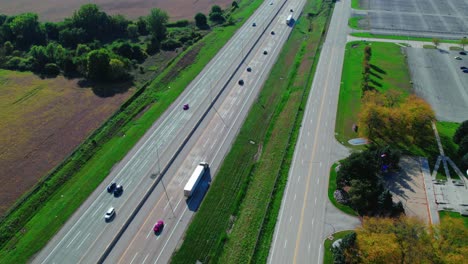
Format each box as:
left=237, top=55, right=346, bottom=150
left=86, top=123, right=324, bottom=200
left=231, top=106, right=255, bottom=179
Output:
left=328, top=164, right=358, bottom=216
left=350, top=32, right=461, bottom=44
left=439, top=211, right=468, bottom=228
left=351, top=0, right=361, bottom=10
left=348, top=17, right=364, bottom=30
left=171, top=1, right=332, bottom=263
left=435, top=121, right=461, bottom=180
left=323, top=230, right=354, bottom=264
left=0, top=1, right=265, bottom=262
left=335, top=41, right=412, bottom=146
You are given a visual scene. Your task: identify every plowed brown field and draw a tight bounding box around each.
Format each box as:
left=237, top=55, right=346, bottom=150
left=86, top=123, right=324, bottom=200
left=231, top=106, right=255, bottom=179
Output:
left=0, top=0, right=232, bottom=22
left=0, top=70, right=134, bottom=215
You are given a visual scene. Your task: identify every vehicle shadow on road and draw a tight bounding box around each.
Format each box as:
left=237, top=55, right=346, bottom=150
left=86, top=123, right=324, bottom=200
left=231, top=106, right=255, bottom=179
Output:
left=186, top=170, right=212, bottom=212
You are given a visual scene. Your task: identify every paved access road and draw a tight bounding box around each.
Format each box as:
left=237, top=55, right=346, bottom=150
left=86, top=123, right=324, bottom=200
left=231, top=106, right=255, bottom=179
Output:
left=268, top=1, right=360, bottom=263
left=31, top=1, right=303, bottom=264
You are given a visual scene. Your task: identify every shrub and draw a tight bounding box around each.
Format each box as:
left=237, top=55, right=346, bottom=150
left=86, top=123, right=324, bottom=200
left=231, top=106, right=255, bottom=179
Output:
left=44, top=63, right=60, bottom=76
left=161, top=39, right=182, bottom=51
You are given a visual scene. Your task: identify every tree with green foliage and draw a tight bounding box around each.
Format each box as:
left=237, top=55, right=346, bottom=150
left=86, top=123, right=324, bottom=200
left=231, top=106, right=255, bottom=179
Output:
left=108, top=58, right=126, bottom=81
left=457, top=136, right=468, bottom=156
left=136, top=17, right=149, bottom=36
left=454, top=120, right=468, bottom=144
left=195, top=13, right=208, bottom=29
left=331, top=232, right=357, bottom=264
left=209, top=5, right=225, bottom=23
left=127, top=23, right=139, bottom=39
left=147, top=8, right=169, bottom=41
left=432, top=37, right=440, bottom=48
left=3, top=41, right=14, bottom=55
left=232, top=1, right=239, bottom=8
left=460, top=37, right=468, bottom=50
left=86, top=48, right=110, bottom=81
left=71, top=4, right=109, bottom=41
left=7, top=13, right=46, bottom=49
left=59, top=27, right=87, bottom=48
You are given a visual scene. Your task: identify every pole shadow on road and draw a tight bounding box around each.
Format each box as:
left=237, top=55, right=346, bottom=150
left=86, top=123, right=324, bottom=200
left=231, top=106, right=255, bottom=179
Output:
left=186, top=169, right=212, bottom=212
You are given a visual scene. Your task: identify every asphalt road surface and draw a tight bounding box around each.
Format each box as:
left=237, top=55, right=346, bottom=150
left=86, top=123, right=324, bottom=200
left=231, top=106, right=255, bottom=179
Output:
left=31, top=1, right=303, bottom=263
left=268, top=0, right=351, bottom=263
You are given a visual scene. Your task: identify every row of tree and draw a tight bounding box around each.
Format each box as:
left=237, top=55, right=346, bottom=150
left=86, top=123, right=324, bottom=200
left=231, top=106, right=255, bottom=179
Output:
left=361, top=45, right=372, bottom=94
left=336, top=145, right=404, bottom=215
left=0, top=3, right=234, bottom=82
left=454, top=120, right=468, bottom=170
left=332, top=216, right=467, bottom=263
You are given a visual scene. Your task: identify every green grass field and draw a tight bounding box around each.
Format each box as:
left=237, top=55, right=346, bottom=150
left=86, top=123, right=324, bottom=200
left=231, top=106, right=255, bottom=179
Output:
left=0, top=1, right=267, bottom=262
left=171, top=0, right=331, bottom=263
left=335, top=41, right=412, bottom=146
left=351, top=32, right=461, bottom=44
left=348, top=17, right=364, bottom=30
left=328, top=163, right=358, bottom=216
left=351, top=0, right=361, bottom=9
left=323, top=230, right=354, bottom=264
left=439, top=211, right=468, bottom=228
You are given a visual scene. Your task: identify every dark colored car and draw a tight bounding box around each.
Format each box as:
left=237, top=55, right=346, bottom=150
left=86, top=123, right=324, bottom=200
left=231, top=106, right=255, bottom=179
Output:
left=154, top=220, right=164, bottom=233
left=263, top=50, right=268, bottom=55
left=461, top=66, right=467, bottom=70
left=238, top=79, right=244, bottom=85
left=271, top=31, right=275, bottom=35
left=114, top=185, right=123, bottom=196
left=252, top=23, right=256, bottom=27
left=246, top=67, right=252, bottom=72
left=460, top=51, right=467, bottom=55
left=107, top=182, right=116, bottom=193
left=183, top=104, right=189, bottom=110
left=463, top=69, right=468, bottom=73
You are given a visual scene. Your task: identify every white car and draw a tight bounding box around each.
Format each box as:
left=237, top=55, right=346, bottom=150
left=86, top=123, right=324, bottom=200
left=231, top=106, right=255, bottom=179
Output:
left=454, top=56, right=462, bottom=60
left=105, top=207, right=115, bottom=221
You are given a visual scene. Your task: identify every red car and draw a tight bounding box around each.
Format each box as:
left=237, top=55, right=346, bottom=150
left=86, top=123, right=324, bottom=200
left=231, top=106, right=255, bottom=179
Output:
left=153, top=220, right=164, bottom=233
left=183, top=104, right=189, bottom=110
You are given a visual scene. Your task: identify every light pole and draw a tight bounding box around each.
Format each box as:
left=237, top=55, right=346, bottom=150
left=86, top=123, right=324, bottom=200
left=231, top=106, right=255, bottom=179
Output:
left=156, top=146, right=175, bottom=218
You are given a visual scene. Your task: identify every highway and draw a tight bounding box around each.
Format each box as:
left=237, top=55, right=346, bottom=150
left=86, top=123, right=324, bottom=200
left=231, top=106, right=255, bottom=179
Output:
left=268, top=0, right=352, bottom=263
left=31, top=1, right=304, bottom=263
left=104, top=1, right=308, bottom=263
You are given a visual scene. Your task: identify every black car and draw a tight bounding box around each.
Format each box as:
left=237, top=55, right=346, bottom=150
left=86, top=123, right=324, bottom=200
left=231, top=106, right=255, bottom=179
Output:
left=460, top=51, right=467, bottom=55
left=114, top=184, right=123, bottom=196
left=238, top=79, right=244, bottom=85
left=461, top=66, right=467, bottom=70
left=107, top=182, right=116, bottom=193
left=246, top=67, right=252, bottom=72
left=271, top=31, right=275, bottom=35
left=263, top=50, right=268, bottom=55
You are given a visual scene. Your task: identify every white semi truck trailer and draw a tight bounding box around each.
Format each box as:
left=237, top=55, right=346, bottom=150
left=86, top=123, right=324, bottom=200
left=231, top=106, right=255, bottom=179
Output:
left=183, top=162, right=208, bottom=197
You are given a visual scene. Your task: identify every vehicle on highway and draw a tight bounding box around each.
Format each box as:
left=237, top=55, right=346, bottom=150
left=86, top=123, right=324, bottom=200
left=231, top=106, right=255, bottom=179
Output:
left=263, top=50, right=268, bottom=55
left=107, top=182, right=116, bottom=193
left=461, top=66, right=467, bottom=70
left=247, top=67, right=252, bottom=72
left=114, top=184, right=123, bottom=196
left=271, top=31, right=275, bottom=35
left=290, top=9, right=294, bottom=12
left=252, top=22, right=256, bottom=27
left=463, top=69, right=468, bottom=73
left=460, top=51, right=467, bottom=55
left=105, top=207, right=115, bottom=222
left=184, top=162, right=208, bottom=197
left=454, top=56, right=462, bottom=60
left=153, top=220, right=164, bottom=233
left=286, top=14, right=293, bottom=26
left=238, top=79, right=244, bottom=85
left=183, top=104, right=189, bottom=110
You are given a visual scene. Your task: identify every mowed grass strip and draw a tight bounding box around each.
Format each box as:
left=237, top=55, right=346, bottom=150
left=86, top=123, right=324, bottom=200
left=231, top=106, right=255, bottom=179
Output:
left=0, top=1, right=265, bottom=262
left=171, top=1, right=329, bottom=262
left=335, top=41, right=411, bottom=146
left=439, top=211, right=468, bottom=227
left=350, top=32, right=461, bottom=44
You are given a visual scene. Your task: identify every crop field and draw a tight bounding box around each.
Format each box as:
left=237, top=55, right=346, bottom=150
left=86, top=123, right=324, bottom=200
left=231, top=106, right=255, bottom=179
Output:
left=0, top=0, right=233, bottom=22
left=0, top=70, right=133, bottom=215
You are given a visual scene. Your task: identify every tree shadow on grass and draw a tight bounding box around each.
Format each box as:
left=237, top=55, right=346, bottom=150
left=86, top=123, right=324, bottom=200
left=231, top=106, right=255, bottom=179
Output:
left=370, top=64, right=386, bottom=75
left=78, top=79, right=133, bottom=97
left=370, top=70, right=383, bottom=79
left=370, top=79, right=382, bottom=88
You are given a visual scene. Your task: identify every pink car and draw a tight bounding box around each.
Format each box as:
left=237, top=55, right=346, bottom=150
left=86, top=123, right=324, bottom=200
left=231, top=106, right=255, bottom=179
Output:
left=153, top=220, right=164, bottom=233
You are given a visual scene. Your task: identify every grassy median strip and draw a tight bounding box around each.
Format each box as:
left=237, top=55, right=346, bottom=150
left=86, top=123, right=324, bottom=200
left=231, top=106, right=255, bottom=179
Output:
left=171, top=0, right=331, bottom=263
left=335, top=41, right=412, bottom=146
left=0, top=1, right=265, bottom=262
left=350, top=32, right=461, bottom=44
